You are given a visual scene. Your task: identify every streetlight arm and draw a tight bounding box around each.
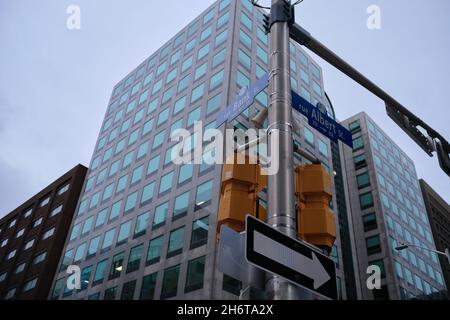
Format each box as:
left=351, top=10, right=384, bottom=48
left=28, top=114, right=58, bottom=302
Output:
left=289, top=23, right=450, bottom=176
left=396, top=243, right=448, bottom=258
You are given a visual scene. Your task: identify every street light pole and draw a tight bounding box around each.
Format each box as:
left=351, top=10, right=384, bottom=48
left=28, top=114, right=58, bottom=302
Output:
left=395, top=244, right=450, bottom=264
left=265, top=0, right=308, bottom=300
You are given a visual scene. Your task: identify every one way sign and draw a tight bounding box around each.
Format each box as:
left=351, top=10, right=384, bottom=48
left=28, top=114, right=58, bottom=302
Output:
left=245, top=215, right=337, bottom=300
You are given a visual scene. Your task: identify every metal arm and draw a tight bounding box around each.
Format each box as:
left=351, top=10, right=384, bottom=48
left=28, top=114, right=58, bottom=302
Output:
left=396, top=244, right=450, bottom=264
left=289, top=23, right=450, bottom=176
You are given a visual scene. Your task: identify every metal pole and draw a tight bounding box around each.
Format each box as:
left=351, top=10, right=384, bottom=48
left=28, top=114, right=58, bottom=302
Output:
left=265, top=0, right=310, bottom=300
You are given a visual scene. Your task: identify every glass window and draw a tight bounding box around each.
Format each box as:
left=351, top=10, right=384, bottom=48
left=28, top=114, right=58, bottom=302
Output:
left=239, top=30, right=251, bottom=49
left=140, top=273, right=157, bottom=300
left=74, top=243, right=86, bottom=262
left=116, top=175, right=128, bottom=194
left=147, top=97, right=158, bottom=114
left=109, top=200, right=122, bottom=222
left=147, top=235, right=164, bottom=265
left=191, top=216, right=209, bottom=249
left=213, top=48, right=226, bottom=67
left=215, top=29, right=228, bottom=47
left=153, top=202, right=169, bottom=227
left=181, top=56, right=193, bottom=73
left=195, top=62, right=207, bottom=81
left=238, top=49, right=251, bottom=70
left=188, top=107, right=202, bottom=127
left=121, top=280, right=136, bottom=300
left=210, top=69, right=224, bottom=91
left=127, top=244, right=144, bottom=273
left=256, top=46, right=268, bottom=63
left=135, top=212, right=149, bottom=236
left=167, top=227, right=185, bottom=257
left=191, top=83, right=205, bottom=103
left=196, top=180, right=213, bottom=208
left=124, top=192, right=138, bottom=213
left=141, top=181, right=155, bottom=205
left=102, top=228, right=115, bottom=250
left=185, top=256, right=206, bottom=293
left=174, top=191, right=190, bottom=218
left=87, top=236, right=100, bottom=258
left=304, top=127, right=314, bottom=145
left=207, top=93, right=221, bottom=115
left=217, top=11, right=229, bottom=29
left=363, top=213, right=377, bottom=232
left=104, top=287, right=117, bottom=300
left=131, top=165, right=144, bottom=185
left=159, top=171, right=174, bottom=194
left=82, top=216, right=94, bottom=235
left=166, top=69, right=177, bottom=84
left=357, top=172, right=371, bottom=189
left=197, top=43, right=210, bottom=61
left=318, top=140, right=328, bottom=158
left=353, top=137, right=364, bottom=151
left=147, top=155, right=161, bottom=176
left=360, top=192, right=374, bottom=209
left=174, top=96, right=187, bottom=115
left=366, top=235, right=381, bottom=255
left=109, top=252, right=124, bottom=279
left=161, top=265, right=180, bottom=299
left=153, top=131, right=165, bottom=149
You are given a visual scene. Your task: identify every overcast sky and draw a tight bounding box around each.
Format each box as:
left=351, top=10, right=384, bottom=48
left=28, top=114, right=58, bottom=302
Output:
left=0, top=0, right=449, bottom=217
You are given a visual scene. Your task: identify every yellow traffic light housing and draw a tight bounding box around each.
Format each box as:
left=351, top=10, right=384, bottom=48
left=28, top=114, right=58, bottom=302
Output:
left=217, top=153, right=267, bottom=239
left=295, top=164, right=336, bottom=254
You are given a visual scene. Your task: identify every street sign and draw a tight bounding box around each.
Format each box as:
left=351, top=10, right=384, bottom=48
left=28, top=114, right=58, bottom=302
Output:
left=216, top=73, right=269, bottom=127
left=291, top=90, right=353, bottom=148
left=245, top=215, right=337, bottom=300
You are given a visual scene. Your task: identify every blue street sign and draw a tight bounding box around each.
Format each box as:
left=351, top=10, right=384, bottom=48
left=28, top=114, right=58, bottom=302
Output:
left=291, top=90, right=353, bottom=148
left=215, top=73, right=269, bottom=127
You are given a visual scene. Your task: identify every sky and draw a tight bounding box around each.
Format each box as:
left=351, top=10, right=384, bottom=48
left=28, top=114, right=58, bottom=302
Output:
left=0, top=0, right=449, bottom=217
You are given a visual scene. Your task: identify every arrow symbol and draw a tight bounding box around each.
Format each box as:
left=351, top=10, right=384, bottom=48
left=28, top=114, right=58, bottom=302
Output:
left=254, top=231, right=331, bottom=289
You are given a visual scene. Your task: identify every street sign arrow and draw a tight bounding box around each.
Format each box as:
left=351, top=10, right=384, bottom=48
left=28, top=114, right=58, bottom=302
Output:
left=245, top=215, right=337, bottom=300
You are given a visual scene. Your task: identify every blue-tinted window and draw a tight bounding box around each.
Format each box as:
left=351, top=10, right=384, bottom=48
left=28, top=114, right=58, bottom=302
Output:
left=304, top=127, right=315, bottom=145
left=188, top=107, right=202, bottom=127
left=153, top=202, right=168, bottom=227
left=238, top=49, right=251, bottom=70
left=159, top=171, right=174, bottom=194
left=191, top=83, right=205, bottom=103
left=195, top=63, right=207, bottom=81
left=147, top=155, right=161, bottom=176
left=200, top=26, right=212, bottom=42
left=217, top=11, right=229, bottom=29
left=237, top=70, right=250, bottom=88
left=153, top=131, right=165, bottom=149
left=182, top=56, right=193, bottom=73
left=137, top=141, right=149, bottom=160
left=116, top=175, right=128, bottom=194
left=178, top=74, right=191, bottom=93
left=141, top=182, right=155, bottom=205
left=215, top=30, right=228, bottom=47
left=157, top=108, right=170, bottom=126
left=109, top=200, right=122, bottom=221
left=174, top=96, right=187, bottom=115
left=131, top=165, right=144, bottom=185
left=213, top=48, right=226, bottom=67
left=147, top=97, right=158, bottom=114
left=239, top=30, right=252, bottom=49
left=207, top=94, right=221, bottom=115
left=241, top=12, right=252, bottom=30
left=124, top=192, right=138, bottom=213
left=210, top=69, right=224, bottom=90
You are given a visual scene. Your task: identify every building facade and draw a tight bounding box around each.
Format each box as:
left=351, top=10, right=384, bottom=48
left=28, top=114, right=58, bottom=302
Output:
left=342, top=112, right=447, bottom=300
left=50, top=0, right=348, bottom=300
left=0, top=164, right=87, bottom=300
left=419, top=179, right=450, bottom=293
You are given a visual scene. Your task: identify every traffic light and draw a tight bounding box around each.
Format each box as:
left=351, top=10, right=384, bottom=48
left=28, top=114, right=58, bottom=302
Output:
left=217, top=153, right=267, bottom=239
left=295, top=164, right=336, bottom=254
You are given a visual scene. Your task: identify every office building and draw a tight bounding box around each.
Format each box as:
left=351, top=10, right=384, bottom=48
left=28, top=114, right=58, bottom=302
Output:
left=419, top=179, right=450, bottom=293
left=342, top=112, right=447, bottom=300
left=50, top=0, right=349, bottom=300
left=0, top=164, right=87, bottom=300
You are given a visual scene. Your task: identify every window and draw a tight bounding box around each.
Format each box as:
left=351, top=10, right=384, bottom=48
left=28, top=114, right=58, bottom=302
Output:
left=127, top=244, right=144, bottom=273
left=153, top=131, right=165, bottom=149
left=108, top=200, right=121, bottom=222
left=168, top=227, right=185, bottom=258
left=33, top=251, right=47, bottom=265
left=353, top=137, right=364, bottom=151
left=178, top=164, right=194, bottom=184
left=33, top=217, right=43, bottom=228
left=256, top=46, right=268, bottom=63
left=23, top=207, right=33, bottom=218
left=190, top=216, right=209, bottom=249
left=215, top=29, right=228, bottom=47
left=1, top=239, right=8, bottom=248
left=0, top=272, right=6, bottom=283
left=161, top=265, right=180, bottom=299
left=191, top=83, right=205, bottom=103
left=197, top=43, right=210, bottom=61
left=239, top=30, right=251, bottom=49
left=174, top=192, right=190, bottom=218
left=238, top=49, right=251, bottom=70
left=159, top=171, right=174, bottom=194
left=147, top=97, right=158, bottom=114
left=360, top=192, right=374, bottom=210
left=4, top=288, right=16, bottom=300
left=82, top=216, right=94, bottom=235
left=304, top=127, right=314, bottom=146
left=140, top=273, right=157, bottom=300
left=16, top=228, right=25, bottom=238
left=207, top=93, right=221, bottom=115
left=185, top=256, right=206, bottom=293
left=131, top=165, right=144, bottom=185
left=194, top=62, right=207, bottom=81
left=7, top=249, right=17, bottom=260
left=57, top=183, right=70, bottom=195
left=15, top=263, right=26, bottom=274
left=23, top=278, right=38, bottom=292
left=141, top=182, right=155, bottom=205
left=153, top=202, right=169, bottom=228
left=210, top=69, right=224, bottom=90
left=39, top=196, right=50, bottom=207
left=104, top=287, right=117, bottom=300
left=109, top=252, right=125, bottom=279
left=120, top=280, right=136, bottom=300
left=102, top=228, right=115, bottom=251
left=357, top=172, right=371, bottom=189
left=363, top=213, right=377, bottom=232
left=213, top=48, right=226, bottom=67
left=349, top=120, right=361, bottom=133
left=117, top=220, right=132, bottom=244
left=174, top=96, right=187, bottom=115
left=318, top=140, right=328, bottom=158
left=188, top=107, right=201, bottom=127
left=366, top=235, right=381, bottom=255
left=24, top=239, right=35, bottom=251
left=195, top=180, right=213, bottom=208
left=147, top=236, right=164, bottom=265
left=92, top=259, right=108, bottom=286
left=42, top=227, right=55, bottom=240
left=74, top=243, right=86, bottom=262
left=87, top=236, right=100, bottom=258
left=223, top=274, right=242, bottom=296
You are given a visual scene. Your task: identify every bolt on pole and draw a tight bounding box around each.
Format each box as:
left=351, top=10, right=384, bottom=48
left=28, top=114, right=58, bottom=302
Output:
left=265, top=0, right=310, bottom=300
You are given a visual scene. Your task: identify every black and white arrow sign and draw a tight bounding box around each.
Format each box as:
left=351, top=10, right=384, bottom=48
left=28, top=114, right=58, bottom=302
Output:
left=246, top=215, right=337, bottom=300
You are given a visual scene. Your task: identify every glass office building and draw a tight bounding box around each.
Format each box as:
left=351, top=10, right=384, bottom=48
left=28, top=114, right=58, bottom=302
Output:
left=50, top=0, right=348, bottom=300
left=342, top=112, right=447, bottom=300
